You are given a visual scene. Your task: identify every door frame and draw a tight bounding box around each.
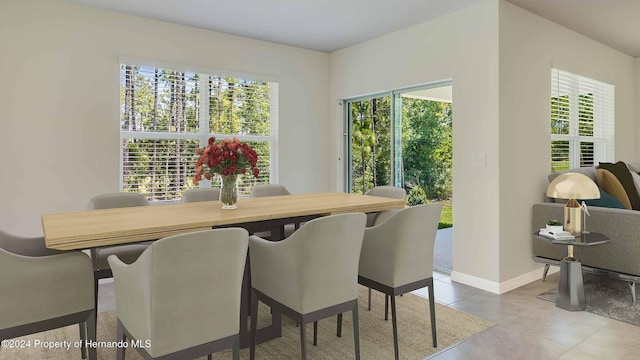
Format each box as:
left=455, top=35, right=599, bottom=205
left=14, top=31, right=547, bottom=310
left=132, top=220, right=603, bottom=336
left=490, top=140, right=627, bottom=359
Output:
left=343, top=80, right=453, bottom=192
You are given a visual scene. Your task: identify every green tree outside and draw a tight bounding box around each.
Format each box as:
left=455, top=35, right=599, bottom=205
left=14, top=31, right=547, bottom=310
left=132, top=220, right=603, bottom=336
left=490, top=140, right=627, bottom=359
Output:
left=349, top=95, right=453, bottom=228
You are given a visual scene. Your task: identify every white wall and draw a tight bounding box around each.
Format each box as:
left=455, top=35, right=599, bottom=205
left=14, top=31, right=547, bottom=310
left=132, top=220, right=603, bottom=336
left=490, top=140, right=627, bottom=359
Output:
left=498, top=1, right=636, bottom=282
left=330, top=0, right=637, bottom=292
left=330, top=1, right=502, bottom=286
left=0, top=0, right=329, bottom=236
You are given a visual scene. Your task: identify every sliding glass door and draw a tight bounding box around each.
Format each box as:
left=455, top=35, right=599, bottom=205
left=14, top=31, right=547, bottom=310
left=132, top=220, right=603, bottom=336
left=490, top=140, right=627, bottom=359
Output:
left=345, top=82, right=452, bottom=206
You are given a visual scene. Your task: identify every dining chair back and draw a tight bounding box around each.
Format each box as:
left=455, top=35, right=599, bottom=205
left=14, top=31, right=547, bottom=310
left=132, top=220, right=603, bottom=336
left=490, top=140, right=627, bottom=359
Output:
left=108, top=228, right=249, bottom=359
left=181, top=187, right=221, bottom=203
left=88, top=192, right=150, bottom=209
left=87, top=193, right=150, bottom=274
left=364, top=186, right=406, bottom=227
left=357, top=203, right=442, bottom=360
left=250, top=184, right=291, bottom=197
left=0, top=230, right=96, bottom=360
left=250, top=184, right=296, bottom=239
left=249, top=213, right=366, bottom=360
left=87, top=192, right=151, bottom=330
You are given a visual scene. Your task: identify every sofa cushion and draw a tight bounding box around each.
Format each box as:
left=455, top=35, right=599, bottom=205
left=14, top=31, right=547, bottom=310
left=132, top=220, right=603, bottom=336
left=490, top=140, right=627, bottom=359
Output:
left=598, top=161, right=640, bottom=210
left=581, top=189, right=625, bottom=209
left=596, top=169, right=632, bottom=210
left=548, top=166, right=597, bottom=184
left=630, top=171, right=640, bottom=200
left=627, top=162, right=640, bottom=172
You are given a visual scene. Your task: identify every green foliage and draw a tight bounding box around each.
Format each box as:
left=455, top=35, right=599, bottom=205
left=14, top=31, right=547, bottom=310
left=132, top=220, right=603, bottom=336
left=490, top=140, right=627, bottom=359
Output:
left=438, top=202, right=453, bottom=229
left=407, top=185, right=427, bottom=206
left=350, top=97, right=391, bottom=194
left=401, top=99, right=452, bottom=200
left=348, top=94, right=454, bottom=227
left=550, top=93, right=595, bottom=170
left=210, top=78, right=271, bottom=135
left=349, top=96, right=453, bottom=203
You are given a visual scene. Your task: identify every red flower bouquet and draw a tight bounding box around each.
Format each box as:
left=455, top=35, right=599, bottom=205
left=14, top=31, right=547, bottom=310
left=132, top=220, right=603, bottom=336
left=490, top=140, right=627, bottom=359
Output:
left=193, top=137, right=259, bottom=209
left=193, top=136, right=259, bottom=184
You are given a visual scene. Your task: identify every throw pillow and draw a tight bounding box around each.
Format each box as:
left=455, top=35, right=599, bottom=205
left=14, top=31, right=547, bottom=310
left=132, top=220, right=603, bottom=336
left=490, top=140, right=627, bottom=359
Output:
left=596, top=168, right=632, bottom=210
left=580, top=189, right=625, bottom=209
left=598, top=162, right=640, bottom=210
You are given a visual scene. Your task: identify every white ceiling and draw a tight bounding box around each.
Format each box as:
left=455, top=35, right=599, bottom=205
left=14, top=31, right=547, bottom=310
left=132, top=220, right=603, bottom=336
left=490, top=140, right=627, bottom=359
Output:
left=61, top=0, right=484, bottom=53
left=63, top=0, right=640, bottom=57
left=505, top=0, right=640, bottom=57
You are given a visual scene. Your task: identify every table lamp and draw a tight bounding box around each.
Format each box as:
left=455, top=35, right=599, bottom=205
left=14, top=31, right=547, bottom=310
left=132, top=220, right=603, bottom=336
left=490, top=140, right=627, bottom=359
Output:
left=546, top=173, right=600, bottom=237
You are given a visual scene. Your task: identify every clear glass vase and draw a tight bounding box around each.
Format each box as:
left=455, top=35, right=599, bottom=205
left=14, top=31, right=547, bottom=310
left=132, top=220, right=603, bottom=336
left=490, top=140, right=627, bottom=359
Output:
left=219, top=174, right=239, bottom=209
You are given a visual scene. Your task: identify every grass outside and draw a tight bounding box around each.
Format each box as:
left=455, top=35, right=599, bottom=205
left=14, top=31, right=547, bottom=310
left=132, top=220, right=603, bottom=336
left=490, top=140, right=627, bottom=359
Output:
left=437, top=200, right=452, bottom=229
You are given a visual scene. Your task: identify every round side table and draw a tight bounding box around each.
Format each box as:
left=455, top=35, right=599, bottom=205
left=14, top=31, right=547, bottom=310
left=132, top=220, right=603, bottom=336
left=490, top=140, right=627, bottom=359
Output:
left=535, top=232, right=610, bottom=311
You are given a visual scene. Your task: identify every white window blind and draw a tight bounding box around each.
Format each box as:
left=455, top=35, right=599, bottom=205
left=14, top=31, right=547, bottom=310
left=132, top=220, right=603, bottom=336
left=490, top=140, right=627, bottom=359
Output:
left=550, top=68, right=614, bottom=171
left=120, top=64, right=278, bottom=202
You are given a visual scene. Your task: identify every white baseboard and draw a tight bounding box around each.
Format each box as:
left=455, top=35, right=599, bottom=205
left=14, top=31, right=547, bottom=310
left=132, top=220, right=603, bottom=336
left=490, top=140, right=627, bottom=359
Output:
left=451, top=264, right=559, bottom=295
left=498, top=266, right=558, bottom=294
left=450, top=271, right=501, bottom=294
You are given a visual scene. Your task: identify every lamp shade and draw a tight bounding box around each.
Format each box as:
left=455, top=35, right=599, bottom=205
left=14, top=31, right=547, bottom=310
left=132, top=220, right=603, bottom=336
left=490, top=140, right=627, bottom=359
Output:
left=547, top=173, right=600, bottom=200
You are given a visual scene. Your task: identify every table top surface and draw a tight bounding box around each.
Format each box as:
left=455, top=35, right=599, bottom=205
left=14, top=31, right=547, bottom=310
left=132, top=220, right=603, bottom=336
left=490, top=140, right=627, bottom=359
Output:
left=42, top=192, right=406, bottom=250
left=535, top=231, right=610, bottom=246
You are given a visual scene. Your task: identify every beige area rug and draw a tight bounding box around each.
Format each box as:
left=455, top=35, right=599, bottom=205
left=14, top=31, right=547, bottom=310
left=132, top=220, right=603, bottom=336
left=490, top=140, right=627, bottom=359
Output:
left=2, top=287, right=493, bottom=359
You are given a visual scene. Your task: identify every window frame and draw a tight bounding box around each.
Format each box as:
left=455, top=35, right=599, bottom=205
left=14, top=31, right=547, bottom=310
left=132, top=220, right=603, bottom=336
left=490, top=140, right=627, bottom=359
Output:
left=550, top=68, right=614, bottom=171
left=119, top=59, right=279, bottom=202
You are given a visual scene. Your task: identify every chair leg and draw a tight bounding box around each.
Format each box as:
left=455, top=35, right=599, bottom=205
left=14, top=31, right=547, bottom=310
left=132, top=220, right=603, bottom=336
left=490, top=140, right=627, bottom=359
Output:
left=232, top=337, right=240, bottom=360
left=313, top=321, right=318, bottom=346
left=300, top=321, right=307, bottom=360
left=79, top=322, right=87, bottom=359
left=93, top=274, right=99, bottom=336
left=208, top=355, right=212, bottom=360
left=428, top=280, right=438, bottom=347
left=86, top=310, right=97, bottom=360
left=390, top=296, right=399, bottom=360
left=116, top=319, right=125, bottom=360
left=542, top=264, right=550, bottom=281
left=250, top=290, right=259, bottom=360
left=352, top=303, right=360, bottom=360
left=368, top=287, right=372, bottom=311
left=384, top=295, right=389, bottom=320
left=337, top=313, right=343, bottom=337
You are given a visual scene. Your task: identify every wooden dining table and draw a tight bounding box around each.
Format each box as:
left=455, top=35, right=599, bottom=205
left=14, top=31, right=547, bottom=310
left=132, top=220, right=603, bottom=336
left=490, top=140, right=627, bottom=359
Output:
left=41, top=191, right=406, bottom=347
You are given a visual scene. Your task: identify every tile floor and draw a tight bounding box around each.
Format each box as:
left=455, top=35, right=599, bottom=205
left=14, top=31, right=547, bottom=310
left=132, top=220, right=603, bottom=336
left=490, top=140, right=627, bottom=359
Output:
left=98, top=270, right=640, bottom=360
left=414, top=271, right=640, bottom=360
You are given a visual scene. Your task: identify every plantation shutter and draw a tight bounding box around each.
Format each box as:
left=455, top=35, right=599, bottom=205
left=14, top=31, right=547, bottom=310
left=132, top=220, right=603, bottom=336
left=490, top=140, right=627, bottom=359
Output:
left=550, top=69, right=614, bottom=171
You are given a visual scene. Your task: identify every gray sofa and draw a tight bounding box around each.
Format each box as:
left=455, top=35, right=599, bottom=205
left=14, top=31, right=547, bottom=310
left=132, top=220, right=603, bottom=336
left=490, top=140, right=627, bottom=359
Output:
left=532, top=162, right=640, bottom=302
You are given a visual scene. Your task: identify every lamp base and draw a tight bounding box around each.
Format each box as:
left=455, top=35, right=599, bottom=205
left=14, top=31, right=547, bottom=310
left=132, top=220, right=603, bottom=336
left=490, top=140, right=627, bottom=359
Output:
left=564, top=199, right=583, bottom=237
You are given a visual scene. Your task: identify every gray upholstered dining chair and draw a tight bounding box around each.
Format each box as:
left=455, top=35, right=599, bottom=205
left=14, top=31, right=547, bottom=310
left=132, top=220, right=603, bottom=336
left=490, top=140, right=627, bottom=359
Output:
left=250, top=184, right=297, bottom=239
left=250, top=183, right=291, bottom=197
left=181, top=187, right=221, bottom=203
left=249, top=213, right=366, bottom=360
left=363, top=185, right=407, bottom=310
left=87, top=193, right=151, bottom=312
left=0, top=230, right=96, bottom=360
left=357, top=203, right=442, bottom=360
left=108, top=228, right=249, bottom=360
left=364, top=185, right=407, bottom=227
